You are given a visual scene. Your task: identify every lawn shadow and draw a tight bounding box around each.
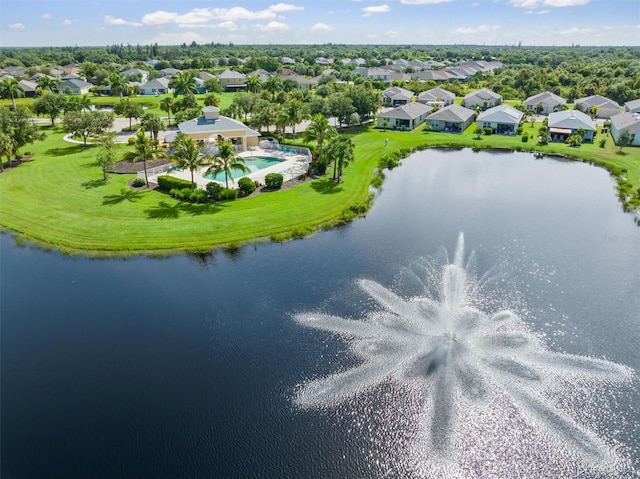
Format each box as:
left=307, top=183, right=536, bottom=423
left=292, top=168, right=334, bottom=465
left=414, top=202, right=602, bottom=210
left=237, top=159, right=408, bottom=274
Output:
left=82, top=178, right=108, bottom=189
left=102, top=188, right=144, bottom=205
left=145, top=200, right=182, bottom=219
left=46, top=144, right=93, bottom=157
left=310, top=177, right=343, bottom=194
left=615, top=150, right=629, bottom=156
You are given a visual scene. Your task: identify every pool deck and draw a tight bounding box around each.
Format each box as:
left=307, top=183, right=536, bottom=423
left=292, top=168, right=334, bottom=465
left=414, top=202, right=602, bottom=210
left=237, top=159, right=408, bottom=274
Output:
left=148, top=147, right=311, bottom=189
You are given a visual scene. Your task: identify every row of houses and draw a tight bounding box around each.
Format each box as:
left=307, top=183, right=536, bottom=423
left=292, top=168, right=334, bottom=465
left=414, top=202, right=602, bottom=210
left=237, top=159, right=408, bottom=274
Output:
left=378, top=94, right=640, bottom=146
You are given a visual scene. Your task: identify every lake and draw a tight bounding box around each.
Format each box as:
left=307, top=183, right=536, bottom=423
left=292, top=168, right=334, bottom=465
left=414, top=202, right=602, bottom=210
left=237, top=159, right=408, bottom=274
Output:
left=2, top=149, right=639, bottom=478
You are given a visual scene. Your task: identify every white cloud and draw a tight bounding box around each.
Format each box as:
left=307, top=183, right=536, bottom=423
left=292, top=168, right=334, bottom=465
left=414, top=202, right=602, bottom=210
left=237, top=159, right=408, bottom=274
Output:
left=525, top=8, right=550, bottom=13
left=509, top=0, right=541, bottom=7
left=104, top=16, right=142, bottom=26
left=544, top=0, right=589, bottom=6
left=362, top=4, right=391, bottom=16
left=311, top=23, right=334, bottom=32
left=63, top=19, right=73, bottom=26
left=213, top=21, right=237, bottom=30
left=8, top=23, right=25, bottom=29
left=452, top=24, right=500, bottom=34
left=141, top=10, right=179, bottom=25
left=385, top=29, right=399, bottom=38
left=255, top=21, right=290, bottom=32
left=42, top=13, right=52, bottom=20
left=558, top=27, right=594, bottom=35
left=401, top=0, right=453, bottom=4
left=268, top=3, right=304, bottom=12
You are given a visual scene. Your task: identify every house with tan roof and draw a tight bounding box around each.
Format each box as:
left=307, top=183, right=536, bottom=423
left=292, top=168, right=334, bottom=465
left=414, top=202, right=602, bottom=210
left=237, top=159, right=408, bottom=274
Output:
left=610, top=112, right=640, bottom=146
left=425, top=104, right=475, bottom=133
left=574, top=95, right=621, bottom=119
left=377, top=102, right=432, bottom=130
left=524, top=91, right=567, bottom=115
left=217, top=69, right=247, bottom=90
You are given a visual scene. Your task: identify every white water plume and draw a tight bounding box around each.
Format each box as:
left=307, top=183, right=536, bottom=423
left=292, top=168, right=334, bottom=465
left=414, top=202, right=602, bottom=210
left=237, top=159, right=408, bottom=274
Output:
left=293, top=233, right=635, bottom=476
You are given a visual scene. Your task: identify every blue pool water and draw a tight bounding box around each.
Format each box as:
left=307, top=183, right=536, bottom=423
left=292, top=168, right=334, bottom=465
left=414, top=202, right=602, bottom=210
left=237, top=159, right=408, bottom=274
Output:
left=203, top=156, right=282, bottom=182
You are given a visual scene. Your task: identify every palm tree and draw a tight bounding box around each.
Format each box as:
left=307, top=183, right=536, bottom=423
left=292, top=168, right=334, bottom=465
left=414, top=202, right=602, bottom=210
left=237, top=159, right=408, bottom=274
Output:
left=108, top=72, right=126, bottom=98
left=285, top=99, right=307, bottom=139
left=0, top=77, right=24, bottom=110
left=78, top=94, right=92, bottom=112
left=140, top=112, right=165, bottom=143
left=169, top=71, right=197, bottom=98
left=96, top=132, right=117, bottom=180
left=122, top=130, right=167, bottom=186
left=206, top=139, right=249, bottom=189
left=0, top=131, right=14, bottom=172
left=159, top=97, right=173, bottom=125
left=245, top=75, right=262, bottom=94
left=37, top=76, right=59, bottom=93
left=575, top=127, right=587, bottom=140
left=263, top=76, right=283, bottom=101
left=170, top=134, right=211, bottom=190
left=303, top=114, right=336, bottom=167
left=327, top=134, right=355, bottom=182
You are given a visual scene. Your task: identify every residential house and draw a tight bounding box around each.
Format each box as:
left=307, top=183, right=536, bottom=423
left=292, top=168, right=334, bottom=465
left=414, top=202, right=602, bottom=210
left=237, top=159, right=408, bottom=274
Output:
left=524, top=91, right=567, bottom=115
left=61, top=73, right=82, bottom=81
left=61, top=63, right=81, bottom=75
left=414, top=70, right=455, bottom=82
left=382, top=86, right=414, bottom=106
left=160, top=67, right=180, bottom=78
left=18, top=80, right=38, bottom=97
left=425, top=104, right=475, bottom=133
left=610, top=112, right=640, bottom=147
left=166, top=107, right=260, bottom=150
left=377, top=102, right=432, bottom=130
left=463, top=88, right=502, bottom=109
left=281, top=56, right=296, bottom=65
left=198, top=71, right=216, bottom=81
left=476, top=104, right=523, bottom=135
left=139, top=77, right=171, bottom=96
left=418, top=88, right=456, bottom=108
left=49, top=67, right=64, bottom=78
left=353, top=67, right=392, bottom=82
left=623, top=99, right=640, bottom=114
left=248, top=69, right=271, bottom=81
left=574, top=95, right=621, bottom=119
left=58, top=78, right=93, bottom=95
left=121, top=68, right=149, bottom=83
left=548, top=110, right=595, bottom=142
left=279, top=70, right=317, bottom=90
left=315, top=57, right=334, bottom=65
left=2, top=66, right=26, bottom=77
left=217, top=69, right=247, bottom=90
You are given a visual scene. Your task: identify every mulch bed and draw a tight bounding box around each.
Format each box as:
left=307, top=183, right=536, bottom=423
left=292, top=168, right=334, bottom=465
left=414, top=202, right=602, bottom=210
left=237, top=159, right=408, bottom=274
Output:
left=111, top=159, right=172, bottom=174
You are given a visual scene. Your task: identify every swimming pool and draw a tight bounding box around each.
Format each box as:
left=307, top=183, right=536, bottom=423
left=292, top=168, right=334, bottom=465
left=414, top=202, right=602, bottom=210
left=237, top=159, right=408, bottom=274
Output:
left=203, top=156, right=282, bottom=182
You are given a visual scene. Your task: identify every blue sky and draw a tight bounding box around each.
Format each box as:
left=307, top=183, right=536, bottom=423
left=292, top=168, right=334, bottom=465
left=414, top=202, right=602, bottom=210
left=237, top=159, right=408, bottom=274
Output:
left=1, top=0, right=639, bottom=47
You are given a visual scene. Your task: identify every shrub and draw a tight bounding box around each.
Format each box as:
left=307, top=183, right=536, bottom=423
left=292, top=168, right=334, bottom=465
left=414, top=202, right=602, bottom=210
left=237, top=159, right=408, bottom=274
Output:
left=237, top=177, right=256, bottom=197
left=217, top=187, right=237, bottom=201
left=206, top=182, right=221, bottom=198
left=379, top=153, right=401, bottom=170
left=516, top=126, right=523, bottom=135
left=265, top=173, right=284, bottom=189
left=315, top=158, right=328, bottom=175
left=483, top=127, right=493, bottom=135
left=170, top=187, right=191, bottom=200
left=157, top=175, right=192, bottom=191
left=189, top=189, right=208, bottom=203
left=131, top=177, right=146, bottom=187
left=599, top=137, right=607, bottom=148
left=127, top=137, right=136, bottom=145
left=521, top=133, right=529, bottom=143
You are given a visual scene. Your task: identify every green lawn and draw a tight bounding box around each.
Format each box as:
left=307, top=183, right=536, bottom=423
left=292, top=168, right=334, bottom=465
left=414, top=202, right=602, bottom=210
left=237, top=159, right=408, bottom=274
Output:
left=1, top=122, right=638, bottom=256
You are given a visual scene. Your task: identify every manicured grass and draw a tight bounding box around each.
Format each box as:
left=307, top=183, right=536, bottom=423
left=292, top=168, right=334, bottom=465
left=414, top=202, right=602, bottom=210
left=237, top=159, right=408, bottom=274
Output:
left=1, top=122, right=638, bottom=256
